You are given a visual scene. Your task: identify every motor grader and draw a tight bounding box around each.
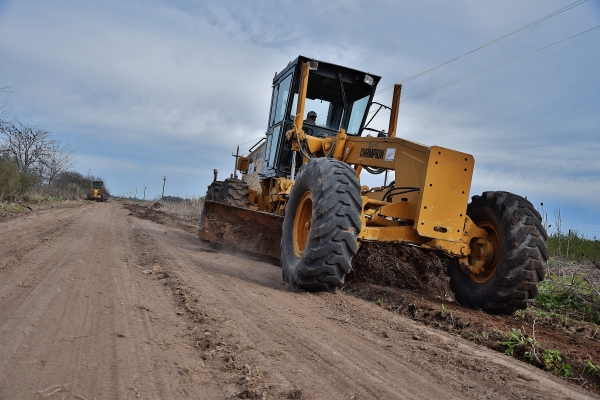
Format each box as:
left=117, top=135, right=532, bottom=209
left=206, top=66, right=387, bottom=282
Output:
left=87, top=180, right=106, bottom=202
left=199, top=55, right=547, bottom=313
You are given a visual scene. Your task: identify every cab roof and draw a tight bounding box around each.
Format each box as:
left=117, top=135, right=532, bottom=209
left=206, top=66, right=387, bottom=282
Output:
left=273, top=55, right=381, bottom=88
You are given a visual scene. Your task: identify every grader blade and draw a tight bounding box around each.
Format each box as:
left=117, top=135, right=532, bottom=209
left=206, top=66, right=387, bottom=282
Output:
left=198, top=200, right=284, bottom=259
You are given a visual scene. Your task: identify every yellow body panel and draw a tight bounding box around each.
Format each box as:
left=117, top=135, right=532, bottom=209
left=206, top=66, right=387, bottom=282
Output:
left=416, top=146, right=474, bottom=242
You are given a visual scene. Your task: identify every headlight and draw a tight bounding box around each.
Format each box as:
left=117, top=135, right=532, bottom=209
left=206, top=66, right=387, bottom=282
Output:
left=364, top=74, right=374, bottom=85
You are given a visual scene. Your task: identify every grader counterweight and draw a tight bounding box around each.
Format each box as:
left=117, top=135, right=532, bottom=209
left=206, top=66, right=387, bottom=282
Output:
left=199, top=56, right=548, bottom=313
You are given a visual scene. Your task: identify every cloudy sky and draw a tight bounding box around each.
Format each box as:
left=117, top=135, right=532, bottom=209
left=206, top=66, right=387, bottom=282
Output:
left=1, top=0, right=599, bottom=235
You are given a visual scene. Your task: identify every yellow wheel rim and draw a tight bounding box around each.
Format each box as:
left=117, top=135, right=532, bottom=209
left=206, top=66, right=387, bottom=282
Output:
left=469, top=222, right=500, bottom=284
left=293, top=192, right=312, bottom=258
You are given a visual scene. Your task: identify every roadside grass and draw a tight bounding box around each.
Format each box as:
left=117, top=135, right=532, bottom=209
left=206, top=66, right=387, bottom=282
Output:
left=527, top=231, right=600, bottom=325
left=533, top=264, right=600, bottom=324
left=497, top=328, right=573, bottom=377
left=23, top=193, right=64, bottom=205
left=536, top=206, right=600, bottom=324
left=158, top=196, right=203, bottom=222
left=547, top=232, right=600, bottom=265
left=122, top=196, right=205, bottom=223
left=0, top=193, right=77, bottom=215
left=0, top=201, right=22, bottom=213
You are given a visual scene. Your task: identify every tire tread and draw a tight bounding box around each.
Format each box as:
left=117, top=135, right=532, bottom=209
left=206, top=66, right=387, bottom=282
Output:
left=450, top=191, right=548, bottom=313
left=281, top=158, right=361, bottom=292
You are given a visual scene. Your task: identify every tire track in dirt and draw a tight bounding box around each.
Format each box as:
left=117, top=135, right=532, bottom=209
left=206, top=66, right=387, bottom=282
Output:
left=0, top=205, right=81, bottom=284
left=0, top=202, right=129, bottom=398
left=126, top=205, right=597, bottom=399
left=0, top=202, right=221, bottom=399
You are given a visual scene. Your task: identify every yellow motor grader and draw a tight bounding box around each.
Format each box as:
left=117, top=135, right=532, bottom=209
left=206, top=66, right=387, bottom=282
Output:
left=87, top=180, right=106, bottom=202
left=199, top=56, right=547, bottom=313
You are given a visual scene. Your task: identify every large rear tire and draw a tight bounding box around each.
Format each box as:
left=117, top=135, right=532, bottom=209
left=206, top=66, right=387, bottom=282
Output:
left=199, top=180, right=223, bottom=230
left=206, top=181, right=223, bottom=201
left=216, top=178, right=249, bottom=208
left=449, top=191, right=547, bottom=313
left=281, top=158, right=362, bottom=292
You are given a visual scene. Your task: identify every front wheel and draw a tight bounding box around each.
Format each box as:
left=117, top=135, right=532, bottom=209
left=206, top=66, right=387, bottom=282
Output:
left=449, top=191, right=548, bottom=313
left=281, top=158, right=362, bottom=292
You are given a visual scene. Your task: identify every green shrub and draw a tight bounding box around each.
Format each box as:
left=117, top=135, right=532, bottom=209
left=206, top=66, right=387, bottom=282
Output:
left=547, top=232, right=600, bottom=263
left=0, top=159, right=38, bottom=200
left=498, top=328, right=537, bottom=361
left=587, top=360, right=598, bottom=375
left=535, top=274, right=600, bottom=324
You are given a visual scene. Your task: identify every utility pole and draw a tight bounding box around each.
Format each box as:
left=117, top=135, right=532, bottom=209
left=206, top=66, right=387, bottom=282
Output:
left=161, top=176, right=167, bottom=199
left=232, top=146, right=240, bottom=179
left=135, top=188, right=138, bottom=199
left=143, top=186, right=147, bottom=200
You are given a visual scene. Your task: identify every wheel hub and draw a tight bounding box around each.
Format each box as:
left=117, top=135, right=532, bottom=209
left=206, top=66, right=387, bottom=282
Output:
left=468, top=222, right=500, bottom=283
left=293, top=191, right=313, bottom=258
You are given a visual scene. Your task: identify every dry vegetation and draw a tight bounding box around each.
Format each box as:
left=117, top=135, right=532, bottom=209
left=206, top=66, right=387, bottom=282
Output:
left=123, top=197, right=203, bottom=223
left=158, top=197, right=203, bottom=222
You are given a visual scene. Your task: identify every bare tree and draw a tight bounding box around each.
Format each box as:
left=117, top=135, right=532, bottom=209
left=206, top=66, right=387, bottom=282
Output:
left=0, top=121, right=52, bottom=174
left=41, top=140, right=77, bottom=185
left=0, top=89, right=80, bottom=191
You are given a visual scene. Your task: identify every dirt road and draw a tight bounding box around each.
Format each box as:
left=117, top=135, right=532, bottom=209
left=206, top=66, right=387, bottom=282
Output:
left=0, top=201, right=596, bottom=399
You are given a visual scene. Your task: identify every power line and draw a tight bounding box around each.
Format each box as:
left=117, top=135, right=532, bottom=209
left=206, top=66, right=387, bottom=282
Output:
left=170, top=141, right=265, bottom=183
left=173, top=135, right=261, bottom=178
left=397, top=25, right=600, bottom=104
left=375, top=0, right=589, bottom=96
left=170, top=141, right=259, bottom=180
left=168, top=136, right=264, bottom=180
left=170, top=152, right=233, bottom=180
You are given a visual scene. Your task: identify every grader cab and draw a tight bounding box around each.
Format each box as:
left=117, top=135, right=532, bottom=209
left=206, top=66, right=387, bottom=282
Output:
left=199, top=56, right=548, bottom=313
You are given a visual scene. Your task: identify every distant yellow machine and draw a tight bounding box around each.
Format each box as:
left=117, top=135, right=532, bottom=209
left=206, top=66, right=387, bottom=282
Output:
left=199, top=56, right=548, bottom=313
left=87, top=180, right=106, bottom=202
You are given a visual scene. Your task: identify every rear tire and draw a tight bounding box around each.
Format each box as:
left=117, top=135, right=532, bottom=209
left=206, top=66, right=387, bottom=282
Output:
left=206, top=181, right=223, bottom=201
left=216, top=178, right=249, bottom=208
left=199, top=180, right=223, bottom=230
left=281, top=158, right=362, bottom=292
left=449, top=191, right=547, bottom=313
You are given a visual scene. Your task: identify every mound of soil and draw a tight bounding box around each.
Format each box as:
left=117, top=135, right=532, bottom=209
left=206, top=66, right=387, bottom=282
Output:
left=349, top=242, right=453, bottom=300
left=122, top=202, right=197, bottom=233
